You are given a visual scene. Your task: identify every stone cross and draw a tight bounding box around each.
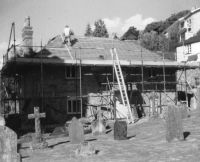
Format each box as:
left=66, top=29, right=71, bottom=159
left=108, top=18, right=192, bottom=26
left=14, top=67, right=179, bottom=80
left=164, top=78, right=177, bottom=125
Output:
left=69, top=117, right=84, bottom=144
left=0, top=126, right=21, bottom=162
left=28, top=107, right=46, bottom=140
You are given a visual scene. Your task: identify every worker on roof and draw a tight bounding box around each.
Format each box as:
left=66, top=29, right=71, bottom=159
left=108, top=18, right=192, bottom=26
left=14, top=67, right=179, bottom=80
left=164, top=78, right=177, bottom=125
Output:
left=63, top=25, right=73, bottom=46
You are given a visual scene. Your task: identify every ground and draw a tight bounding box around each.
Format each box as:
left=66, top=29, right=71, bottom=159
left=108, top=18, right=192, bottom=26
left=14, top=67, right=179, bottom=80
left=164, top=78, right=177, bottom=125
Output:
left=20, top=110, right=200, bottom=162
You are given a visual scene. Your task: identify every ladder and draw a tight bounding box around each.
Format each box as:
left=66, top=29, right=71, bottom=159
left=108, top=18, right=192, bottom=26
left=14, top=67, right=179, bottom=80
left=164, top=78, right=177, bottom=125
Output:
left=110, top=48, right=134, bottom=123
left=60, top=35, right=74, bottom=60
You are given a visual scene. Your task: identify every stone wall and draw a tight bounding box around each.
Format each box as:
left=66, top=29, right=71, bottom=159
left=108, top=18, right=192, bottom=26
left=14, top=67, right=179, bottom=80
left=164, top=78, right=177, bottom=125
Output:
left=177, top=68, right=200, bottom=90
left=17, top=65, right=177, bottom=124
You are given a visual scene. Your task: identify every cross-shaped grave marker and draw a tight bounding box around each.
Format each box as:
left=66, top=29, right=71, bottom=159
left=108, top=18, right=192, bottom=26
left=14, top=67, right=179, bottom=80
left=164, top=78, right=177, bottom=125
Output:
left=28, top=107, right=46, bottom=142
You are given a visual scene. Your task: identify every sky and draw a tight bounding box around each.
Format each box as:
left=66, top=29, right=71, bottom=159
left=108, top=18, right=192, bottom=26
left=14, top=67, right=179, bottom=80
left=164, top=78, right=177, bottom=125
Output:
left=0, top=0, right=200, bottom=65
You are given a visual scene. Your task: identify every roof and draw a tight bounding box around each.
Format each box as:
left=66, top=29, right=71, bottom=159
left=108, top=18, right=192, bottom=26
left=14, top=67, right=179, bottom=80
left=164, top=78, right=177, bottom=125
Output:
left=42, top=35, right=172, bottom=63
left=177, top=34, right=200, bottom=46
left=3, top=35, right=198, bottom=69
left=184, top=7, right=200, bottom=20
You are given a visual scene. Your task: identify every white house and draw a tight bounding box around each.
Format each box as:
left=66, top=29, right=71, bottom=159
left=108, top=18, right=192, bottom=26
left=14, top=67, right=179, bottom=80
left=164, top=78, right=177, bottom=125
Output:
left=176, top=7, right=200, bottom=62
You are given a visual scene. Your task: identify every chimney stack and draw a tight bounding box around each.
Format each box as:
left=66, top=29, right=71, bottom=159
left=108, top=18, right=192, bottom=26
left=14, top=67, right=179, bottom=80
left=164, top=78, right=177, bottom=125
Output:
left=22, top=16, right=33, bottom=55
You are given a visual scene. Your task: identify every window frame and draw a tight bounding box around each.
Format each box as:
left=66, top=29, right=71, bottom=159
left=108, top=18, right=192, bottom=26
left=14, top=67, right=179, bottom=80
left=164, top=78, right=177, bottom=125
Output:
left=187, top=19, right=192, bottom=32
left=67, top=97, right=81, bottom=114
left=65, top=66, right=77, bottom=79
left=187, top=44, right=192, bottom=54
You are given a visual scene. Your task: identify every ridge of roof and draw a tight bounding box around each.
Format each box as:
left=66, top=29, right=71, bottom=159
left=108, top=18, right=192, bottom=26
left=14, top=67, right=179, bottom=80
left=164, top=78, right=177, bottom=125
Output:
left=184, top=7, right=200, bottom=19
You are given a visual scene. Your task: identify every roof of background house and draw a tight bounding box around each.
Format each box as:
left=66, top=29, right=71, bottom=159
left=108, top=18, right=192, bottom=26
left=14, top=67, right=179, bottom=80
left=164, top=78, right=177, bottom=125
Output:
left=177, top=34, right=200, bottom=47
left=184, top=7, right=200, bottom=19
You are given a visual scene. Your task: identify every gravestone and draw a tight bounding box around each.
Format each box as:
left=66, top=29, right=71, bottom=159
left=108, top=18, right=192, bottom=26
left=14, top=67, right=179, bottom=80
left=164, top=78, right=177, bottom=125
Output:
left=0, top=115, right=5, bottom=126
left=75, top=141, right=96, bottom=157
left=28, top=107, right=48, bottom=149
left=0, top=126, right=21, bottom=162
left=91, top=107, right=106, bottom=136
left=196, top=86, right=200, bottom=111
left=149, top=91, right=159, bottom=117
left=69, top=117, right=84, bottom=144
left=165, top=105, right=184, bottom=142
left=114, top=120, right=127, bottom=140
left=177, top=102, right=188, bottom=119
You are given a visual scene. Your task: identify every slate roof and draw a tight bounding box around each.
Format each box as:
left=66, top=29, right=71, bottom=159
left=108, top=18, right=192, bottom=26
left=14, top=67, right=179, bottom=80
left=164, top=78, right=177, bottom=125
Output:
left=43, top=35, right=171, bottom=62
left=3, top=35, right=198, bottom=69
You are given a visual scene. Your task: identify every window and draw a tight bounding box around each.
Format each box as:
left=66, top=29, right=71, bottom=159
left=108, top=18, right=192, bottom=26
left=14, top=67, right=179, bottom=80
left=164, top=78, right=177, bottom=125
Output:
left=187, top=19, right=192, bottom=32
left=180, top=22, right=184, bottom=28
left=187, top=44, right=192, bottom=54
left=67, top=98, right=81, bottom=114
left=65, top=66, right=77, bottom=78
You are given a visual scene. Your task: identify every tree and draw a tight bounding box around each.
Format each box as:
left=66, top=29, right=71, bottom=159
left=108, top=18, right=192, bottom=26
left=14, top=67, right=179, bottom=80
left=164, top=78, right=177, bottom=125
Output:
left=144, top=21, right=164, bottom=34
left=84, top=23, right=93, bottom=37
left=121, top=26, right=139, bottom=40
left=144, top=10, right=190, bottom=34
left=140, top=31, right=168, bottom=51
left=93, top=19, right=109, bottom=38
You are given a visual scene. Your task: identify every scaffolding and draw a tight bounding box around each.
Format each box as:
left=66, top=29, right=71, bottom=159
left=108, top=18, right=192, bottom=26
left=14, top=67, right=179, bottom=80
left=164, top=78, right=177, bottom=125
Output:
left=1, top=23, right=198, bottom=121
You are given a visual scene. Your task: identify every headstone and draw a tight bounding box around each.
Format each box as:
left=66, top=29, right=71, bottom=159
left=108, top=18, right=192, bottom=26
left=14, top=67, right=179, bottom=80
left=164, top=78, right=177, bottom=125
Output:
left=190, top=95, right=197, bottom=110
left=0, top=115, right=5, bottom=126
left=69, top=117, right=84, bottom=144
left=114, top=120, right=127, bottom=140
left=149, top=91, right=159, bottom=117
left=177, top=102, right=188, bottom=119
left=75, top=141, right=96, bottom=157
left=165, top=105, right=184, bottom=142
left=91, top=107, right=106, bottom=135
left=196, top=87, right=200, bottom=110
left=28, top=107, right=48, bottom=149
left=0, top=126, right=21, bottom=162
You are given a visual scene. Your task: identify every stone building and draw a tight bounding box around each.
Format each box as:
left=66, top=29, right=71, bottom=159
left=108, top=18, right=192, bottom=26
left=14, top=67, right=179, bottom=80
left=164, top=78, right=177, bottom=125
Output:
left=1, top=18, right=196, bottom=133
left=176, top=7, right=200, bottom=62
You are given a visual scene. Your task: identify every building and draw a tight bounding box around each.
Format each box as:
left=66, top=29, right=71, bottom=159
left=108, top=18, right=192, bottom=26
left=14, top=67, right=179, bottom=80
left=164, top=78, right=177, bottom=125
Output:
left=176, top=7, right=200, bottom=62
left=1, top=18, right=196, bottom=134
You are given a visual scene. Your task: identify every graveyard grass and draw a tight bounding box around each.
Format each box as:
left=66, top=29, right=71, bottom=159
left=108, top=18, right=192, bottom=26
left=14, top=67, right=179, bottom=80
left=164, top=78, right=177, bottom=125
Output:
left=20, top=109, right=200, bottom=162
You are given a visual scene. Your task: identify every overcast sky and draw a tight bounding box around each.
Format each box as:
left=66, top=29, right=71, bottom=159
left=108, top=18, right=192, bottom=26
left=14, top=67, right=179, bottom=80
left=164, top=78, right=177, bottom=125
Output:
left=0, top=0, right=200, bottom=62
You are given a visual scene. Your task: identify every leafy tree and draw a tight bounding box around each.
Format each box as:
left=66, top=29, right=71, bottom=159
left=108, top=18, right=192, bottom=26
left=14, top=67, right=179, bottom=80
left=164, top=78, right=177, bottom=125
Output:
left=144, top=21, right=164, bottom=34
left=93, top=19, right=109, bottom=38
left=142, top=10, right=190, bottom=52
left=121, top=26, right=139, bottom=40
left=140, top=31, right=168, bottom=51
left=144, top=10, right=190, bottom=34
left=84, top=23, right=93, bottom=37
left=166, top=21, right=180, bottom=51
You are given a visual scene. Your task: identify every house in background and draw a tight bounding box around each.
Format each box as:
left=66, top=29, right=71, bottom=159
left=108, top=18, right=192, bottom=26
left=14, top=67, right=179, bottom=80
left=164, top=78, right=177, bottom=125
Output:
left=176, top=7, right=200, bottom=62
left=1, top=17, right=196, bottom=134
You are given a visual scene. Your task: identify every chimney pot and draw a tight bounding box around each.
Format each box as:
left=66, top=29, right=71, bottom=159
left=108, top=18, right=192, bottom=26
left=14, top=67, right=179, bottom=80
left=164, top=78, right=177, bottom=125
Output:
left=22, top=16, right=33, bottom=55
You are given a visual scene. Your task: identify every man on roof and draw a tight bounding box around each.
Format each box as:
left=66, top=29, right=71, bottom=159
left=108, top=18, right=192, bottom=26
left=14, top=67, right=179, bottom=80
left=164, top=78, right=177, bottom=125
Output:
left=63, top=25, right=73, bottom=46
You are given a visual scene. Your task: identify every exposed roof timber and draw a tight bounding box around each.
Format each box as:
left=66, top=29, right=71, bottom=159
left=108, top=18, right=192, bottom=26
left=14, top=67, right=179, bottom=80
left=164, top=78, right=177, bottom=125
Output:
left=4, top=57, right=198, bottom=68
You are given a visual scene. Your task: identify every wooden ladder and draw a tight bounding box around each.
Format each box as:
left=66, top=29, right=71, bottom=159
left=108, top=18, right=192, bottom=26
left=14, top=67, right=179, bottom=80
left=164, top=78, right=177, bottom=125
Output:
left=60, top=35, right=74, bottom=60
left=110, top=48, right=134, bottom=123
